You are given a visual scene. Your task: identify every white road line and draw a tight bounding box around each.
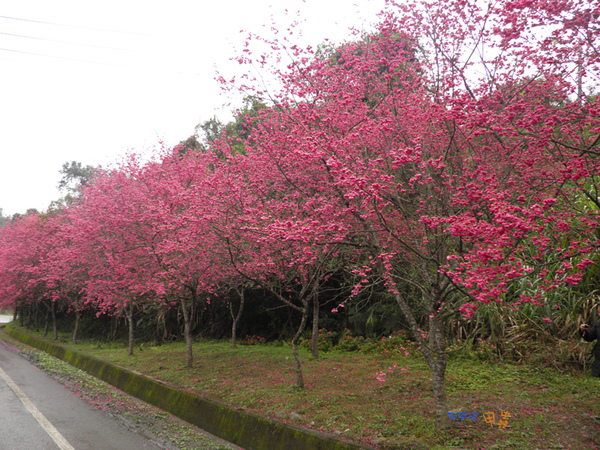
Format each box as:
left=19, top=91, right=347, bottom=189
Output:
left=0, top=365, right=76, bottom=450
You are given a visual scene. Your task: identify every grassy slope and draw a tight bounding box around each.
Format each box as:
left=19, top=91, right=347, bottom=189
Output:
left=5, top=324, right=600, bottom=449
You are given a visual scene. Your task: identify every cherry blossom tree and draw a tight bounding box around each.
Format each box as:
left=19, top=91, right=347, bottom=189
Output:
left=138, top=148, right=230, bottom=368
left=0, top=212, right=63, bottom=338
left=208, top=129, right=354, bottom=387
left=42, top=212, right=96, bottom=344
left=66, top=162, right=161, bottom=356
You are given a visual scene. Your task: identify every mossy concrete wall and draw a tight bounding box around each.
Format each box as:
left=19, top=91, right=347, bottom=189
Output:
left=3, top=325, right=372, bottom=450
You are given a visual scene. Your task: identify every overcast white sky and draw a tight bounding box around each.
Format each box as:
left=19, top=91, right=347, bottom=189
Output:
left=0, top=0, right=387, bottom=216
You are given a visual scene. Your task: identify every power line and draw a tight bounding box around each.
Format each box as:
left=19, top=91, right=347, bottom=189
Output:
left=0, top=46, right=202, bottom=77
left=0, top=31, right=139, bottom=52
left=0, top=46, right=141, bottom=69
left=0, top=14, right=198, bottom=76
left=0, top=14, right=152, bottom=36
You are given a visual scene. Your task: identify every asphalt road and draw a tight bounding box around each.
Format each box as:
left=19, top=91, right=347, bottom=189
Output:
left=0, top=315, right=12, bottom=324
left=0, top=336, right=164, bottom=450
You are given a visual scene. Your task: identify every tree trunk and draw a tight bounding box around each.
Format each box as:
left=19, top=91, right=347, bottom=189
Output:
left=291, top=305, right=309, bottom=389
left=112, top=315, right=119, bottom=341
left=388, top=278, right=449, bottom=429
left=311, top=292, right=319, bottom=358
left=180, top=297, right=193, bottom=367
left=127, top=302, right=134, bottom=356
left=231, top=288, right=245, bottom=349
left=44, top=308, right=49, bottom=336
left=72, top=310, right=81, bottom=345
left=51, top=301, right=58, bottom=341
left=430, top=314, right=448, bottom=429
left=430, top=353, right=448, bottom=428
left=34, top=301, right=39, bottom=332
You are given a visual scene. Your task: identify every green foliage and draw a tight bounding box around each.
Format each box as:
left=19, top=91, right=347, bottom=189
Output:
left=299, top=328, right=334, bottom=352
left=0, top=208, right=10, bottom=228
left=241, top=334, right=266, bottom=345
left=335, top=329, right=367, bottom=351
left=196, top=95, right=268, bottom=158
left=49, top=160, right=98, bottom=211
left=445, top=338, right=501, bottom=365
left=196, top=116, right=224, bottom=148
left=57, top=160, right=96, bottom=194
left=361, top=330, right=415, bottom=356
left=347, top=296, right=404, bottom=338
left=175, top=135, right=203, bottom=156
left=302, top=328, right=418, bottom=357
left=344, top=286, right=427, bottom=338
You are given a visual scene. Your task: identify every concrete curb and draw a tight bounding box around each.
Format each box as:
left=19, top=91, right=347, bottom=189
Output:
left=3, top=325, right=374, bottom=450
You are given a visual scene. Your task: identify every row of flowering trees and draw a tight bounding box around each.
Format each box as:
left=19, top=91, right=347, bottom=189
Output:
left=1, top=0, right=599, bottom=428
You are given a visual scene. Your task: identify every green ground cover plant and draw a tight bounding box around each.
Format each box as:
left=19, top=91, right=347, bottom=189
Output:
left=5, top=323, right=600, bottom=449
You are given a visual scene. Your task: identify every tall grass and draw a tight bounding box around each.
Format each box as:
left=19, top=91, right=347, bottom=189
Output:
left=448, top=276, right=600, bottom=370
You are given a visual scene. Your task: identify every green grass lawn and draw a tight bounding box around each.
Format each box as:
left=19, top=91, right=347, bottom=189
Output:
left=6, top=324, right=600, bottom=449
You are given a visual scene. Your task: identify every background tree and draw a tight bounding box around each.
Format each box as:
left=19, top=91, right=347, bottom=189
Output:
left=42, top=213, right=93, bottom=345
left=66, top=163, right=159, bottom=356
left=196, top=95, right=268, bottom=157
left=0, top=212, right=62, bottom=338
left=0, top=208, right=10, bottom=228
left=58, top=161, right=96, bottom=194
left=139, top=148, right=230, bottom=368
